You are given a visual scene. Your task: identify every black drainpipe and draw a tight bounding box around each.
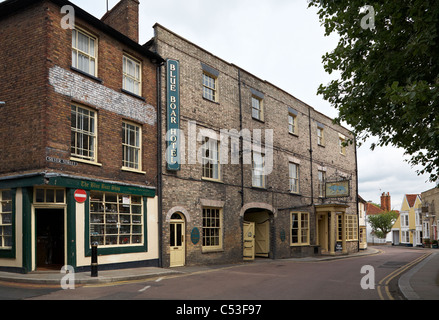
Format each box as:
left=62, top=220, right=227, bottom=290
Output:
left=157, top=62, right=164, bottom=268
left=308, top=107, right=314, bottom=207
left=238, top=69, right=244, bottom=208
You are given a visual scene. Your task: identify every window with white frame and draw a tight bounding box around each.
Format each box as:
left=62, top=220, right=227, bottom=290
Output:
left=289, top=162, right=299, bottom=193
left=203, top=73, right=217, bottom=102
left=291, top=212, right=309, bottom=245
left=401, top=231, right=410, bottom=243
left=90, top=192, right=143, bottom=247
left=317, top=126, right=325, bottom=146
left=72, top=28, right=97, bottom=76
left=122, top=122, right=141, bottom=171
left=123, top=54, right=142, bottom=96
left=0, top=190, right=12, bottom=249
left=201, top=137, right=220, bottom=180
left=288, top=113, right=297, bottom=135
left=252, top=152, right=266, bottom=188
left=71, top=104, right=97, bottom=162
left=252, top=96, right=263, bottom=121
left=202, top=207, right=222, bottom=250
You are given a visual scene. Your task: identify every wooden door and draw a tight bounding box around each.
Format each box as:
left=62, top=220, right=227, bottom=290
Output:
left=243, top=221, right=255, bottom=261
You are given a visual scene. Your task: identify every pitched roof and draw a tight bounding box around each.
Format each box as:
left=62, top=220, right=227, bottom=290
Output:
left=406, top=194, right=421, bottom=208
left=365, top=202, right=384, bottom=215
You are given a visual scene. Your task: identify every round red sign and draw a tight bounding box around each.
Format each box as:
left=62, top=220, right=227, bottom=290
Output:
left=74, top=189, right=87, bottom=203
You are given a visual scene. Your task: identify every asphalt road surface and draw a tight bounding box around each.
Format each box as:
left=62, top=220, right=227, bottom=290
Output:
left=0, top=246, right=429, bottom=301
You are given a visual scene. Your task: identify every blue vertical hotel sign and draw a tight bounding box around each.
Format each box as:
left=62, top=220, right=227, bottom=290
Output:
left=167, top=59, right=180, bottom=171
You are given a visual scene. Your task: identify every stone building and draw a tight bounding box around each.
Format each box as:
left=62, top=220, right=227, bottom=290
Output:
left=0, top=0, right=163, bottom=273
left=148, top=24, right=359, bottom=267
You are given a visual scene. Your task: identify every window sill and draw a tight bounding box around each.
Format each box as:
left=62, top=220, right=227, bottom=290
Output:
left=202, top=96, right=220, bottom=105
left=289, top=132, right=299, bottom=138
left=121, top=89, right=146, bottom=101
left=122, top=167, right=146, bottom=175
left=202, top=248, right=224, bottom=254
left=70, top=157, right=102, bottom=167
left=252, top=117, right=265, bottom=124
left=202, top=177, right=223, bottom=184
left=70, top=66, right=103, bottom=83
left=251, top=186, right=267, bottom=191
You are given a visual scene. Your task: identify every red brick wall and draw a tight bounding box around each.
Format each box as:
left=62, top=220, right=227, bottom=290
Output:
left=0, top=1, right=158, bottom=188
left=101, top=0, right=139, bottom=43
left=0, top=2, right=48, bottom=173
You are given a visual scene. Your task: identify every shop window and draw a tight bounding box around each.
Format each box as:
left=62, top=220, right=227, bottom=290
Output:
left=0, top=190, right=12, bottom=249
left=291, top=212, right=309, bottom=245
left=34, top=188, right=65, bottom=204
left=90, top=192, right=143, bottom=247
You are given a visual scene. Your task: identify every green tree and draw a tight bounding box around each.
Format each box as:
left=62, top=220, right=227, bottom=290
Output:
left=367, top=211, right=399, bottom=239
left=308, top=1, right=439, bottom=182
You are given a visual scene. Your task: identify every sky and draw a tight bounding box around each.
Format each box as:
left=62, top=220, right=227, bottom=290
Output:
left=4, top=0, right=435, bottom=210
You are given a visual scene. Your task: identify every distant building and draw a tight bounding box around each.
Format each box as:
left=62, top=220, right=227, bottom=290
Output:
left=392, top=194, right=422, bottom=246
left=365, top=192, right=394, bottom=244
left=420, top=187, right=439, bottom=245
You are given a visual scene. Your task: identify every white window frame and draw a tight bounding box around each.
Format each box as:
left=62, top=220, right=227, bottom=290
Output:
left=72, top=27, right=98, bottom=77
left=123, top=54, right=142, bottom=96
left=252, top=152, right=266, bottom=188
left=317, top=127, right=325, bottom=146
left=201, top=137, right=221, bottom=181
left=252, top=96, right=264, bottom=121
left=289, top=162, right=300, bottom=194
left=122, top=121, right=142, bottom=172
left=71, top=104, right=98, bottom=163
left=288, top=113, right=297, bottom=135
left=203, top=72, right=217, bottom=102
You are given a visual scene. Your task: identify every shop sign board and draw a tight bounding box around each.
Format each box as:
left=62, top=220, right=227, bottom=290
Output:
left=166, top=59, right=181, bottom=171
left=325, top=180, right=350, bottom=198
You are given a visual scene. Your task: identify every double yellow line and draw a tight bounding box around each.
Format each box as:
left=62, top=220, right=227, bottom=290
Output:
left=377, top=252, right=432, bottom=300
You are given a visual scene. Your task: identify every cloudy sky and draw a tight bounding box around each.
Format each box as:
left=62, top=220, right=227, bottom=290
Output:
left=12, top=0, right=436, bottom=209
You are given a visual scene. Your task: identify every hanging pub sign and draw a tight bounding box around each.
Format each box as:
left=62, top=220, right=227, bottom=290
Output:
left=325, top=180, right=350, bottom=198
left=167, top=59, right=181, bottom=171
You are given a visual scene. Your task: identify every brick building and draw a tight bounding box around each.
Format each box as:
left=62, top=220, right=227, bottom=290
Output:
left=0, top=0, right=164, bottom=273
left=148, top=24, right=359, bottom=267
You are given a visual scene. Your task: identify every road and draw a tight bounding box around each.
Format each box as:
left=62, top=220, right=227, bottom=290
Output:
left=0, top=246, right=432, bottom=301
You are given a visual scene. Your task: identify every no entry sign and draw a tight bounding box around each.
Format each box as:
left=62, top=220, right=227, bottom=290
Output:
left=74, top=189, right=87, bottom=203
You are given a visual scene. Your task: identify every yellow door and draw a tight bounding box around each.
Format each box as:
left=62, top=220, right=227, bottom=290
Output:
left=170, top=215, right=185, bottom=267
left=255, top=221, right=270, bottom=257
left=243, top=221, right=255, bottom=261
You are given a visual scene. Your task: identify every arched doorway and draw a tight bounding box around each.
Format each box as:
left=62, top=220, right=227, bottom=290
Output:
left=169, top=212, right=185, bottom=267
left=243, top=209, right=273, bottom=261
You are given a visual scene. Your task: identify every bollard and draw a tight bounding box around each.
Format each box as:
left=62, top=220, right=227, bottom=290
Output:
left=91, top=243, right=98, bottom=277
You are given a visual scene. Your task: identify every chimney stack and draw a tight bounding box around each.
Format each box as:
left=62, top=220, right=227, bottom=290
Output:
left=101, top=0, right=140, bottom=43
left=380, top=192, right=391, bottom=212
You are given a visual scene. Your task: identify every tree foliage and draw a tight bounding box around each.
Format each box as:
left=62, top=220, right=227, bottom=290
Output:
left=367, top=211, right=399, bottom=239
left=308, top=0, right=439, bottom=182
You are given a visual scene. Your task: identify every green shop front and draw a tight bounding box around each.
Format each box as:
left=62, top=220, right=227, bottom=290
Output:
left=0, top=173, right=159, bottom=274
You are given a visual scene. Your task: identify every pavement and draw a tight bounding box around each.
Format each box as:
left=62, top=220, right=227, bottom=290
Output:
left=0, top=246, right=437, bottom=300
